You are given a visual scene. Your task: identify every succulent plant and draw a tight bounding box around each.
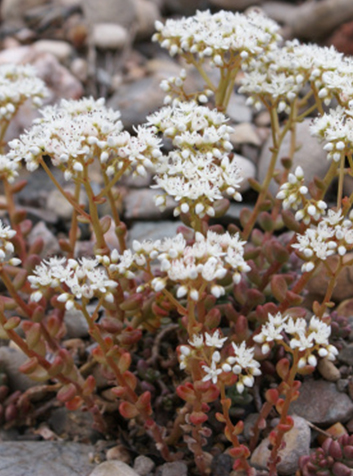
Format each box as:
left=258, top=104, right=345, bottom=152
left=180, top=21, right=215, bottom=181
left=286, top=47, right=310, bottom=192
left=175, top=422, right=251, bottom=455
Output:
left=299, top=435, right=353, bottom=476
left=329, top=312, right=351, bottom=341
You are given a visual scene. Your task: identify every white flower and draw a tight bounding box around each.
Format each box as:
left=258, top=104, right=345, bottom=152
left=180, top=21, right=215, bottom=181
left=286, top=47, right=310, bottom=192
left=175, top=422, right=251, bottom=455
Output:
left=205, top=329, right=227, bottom=348
left=253, top=312, right=288, bottom=353
left=202, top=360, right=222, bottom=384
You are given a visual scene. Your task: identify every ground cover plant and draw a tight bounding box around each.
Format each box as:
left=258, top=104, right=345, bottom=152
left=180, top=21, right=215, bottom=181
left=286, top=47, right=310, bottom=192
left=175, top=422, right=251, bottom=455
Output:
left=1, top=8, right=353, bottom=476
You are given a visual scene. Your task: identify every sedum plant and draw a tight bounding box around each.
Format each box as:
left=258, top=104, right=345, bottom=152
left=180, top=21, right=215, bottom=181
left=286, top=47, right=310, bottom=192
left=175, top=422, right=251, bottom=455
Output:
left=1, top=8, right=353, bottom=476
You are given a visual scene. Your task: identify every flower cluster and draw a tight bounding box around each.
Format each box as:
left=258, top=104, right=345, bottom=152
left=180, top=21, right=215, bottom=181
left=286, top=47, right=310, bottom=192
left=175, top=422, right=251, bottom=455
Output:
left=292, top=209, right=353, bottom=272
left=0, top=221, right=21, bottom=266
left=160, top=69, right=213, bottom=106
left=310, top=106, right=353, bottom=162
left=147, top=101, right=243, bottom=216
left=254, top=312, right=338, bottom=367
left=0, top=64, right=47, bottom=122
left=153, top=9, right=280, bottom=67
left=28, top=256, right=117, bottom=308
left=179, top=330, right=260, bottom=392
left=7, top=97, right=162, bottom=180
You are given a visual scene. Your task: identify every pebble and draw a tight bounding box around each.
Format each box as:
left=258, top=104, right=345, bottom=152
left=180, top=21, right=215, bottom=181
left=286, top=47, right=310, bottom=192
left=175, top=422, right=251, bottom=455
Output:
left=250, top=416, right=310, bottom=475
left=0, top=347, right=40, bottom=392
left=123, top=189, right=176, bottom=220
left=307, top=253, right=353, bottom=302
left=317, top=357, right=341, bottom=382
left=48, top=407, right=97, bottom=443
left=89, top=460, right=140, bottom=476
left=108, top=75, right=166, bottom=129
left=127, top=221, right=181, bottom=246
left=92, top=24, right=129, bottom=50
left=258, top=118, right=330, bottom=195
left=289, top=379, right=353, bottom=425
left=234, top=153, right=256, bottom=193
left=64, top=307, right=89, bottom=338
left=227, top=94, right=252, bottom=123
left=135, top=0, right=161, bottom=41
left=106, top=445, right=131, bottom=464
left=210, top=453, right=232, bottom=476
left=0, top=441, right=95, bottom=475
left=158, top=461, right=188, bottom=476
left=28, top=221, right=61, bottom=257
left=133, top=455, right=155, bottom=475
left=71, top=58, right=89, bottom=82
left=1, top=0, right=47, bottom=26
left=46, top=188, right=75, bottom=221
left=338, top=342, right=353, bottom=366
left=230, top=123, right=262, bottom=147
left=82, top=0, right=136, bottom=28
left=33, top=40, right=73, bottom=63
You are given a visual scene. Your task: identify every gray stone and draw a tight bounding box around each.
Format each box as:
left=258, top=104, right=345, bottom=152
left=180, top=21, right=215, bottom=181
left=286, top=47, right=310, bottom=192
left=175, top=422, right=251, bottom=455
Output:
left=234, top=153, right=256, bottom=193
left=89, top=461, right=139, bottom=476
left=108, top=76, right=165, bottom=129
left=135, top=0, right=161, bottom=41
left=0, top=441, right=95, bottom=475
left=159, top=461, right=188, bottom=476
left=338, top=343, right=353, bottom=366
left=230, top=123, right=262, bottom=147
left=92, top=24, right=129, bottom=50
left=258, top=119, right=330, bottom=195
left=82, top=0, right=136, bottom=28
left=33, top=40, right=73, bottom=63
left=127, top=221, right=181, bottom=246
left=28, top=221, right=60, bottom=257
left=1, top=0, right=47, bottom=26
left=46, top=189, right=74, bottom=221
left=250, top=416, right=310, bottom=475
left=164, top=0, right=208, bottom=15
left=0, top=347, right=39, bottom=392
left=124, top=189, right=176, bottom=220
left=133, top=455, right=155, bottom=475
left=64, top=308, right=89, bottom=338
left=227, top=94, right=252, bottom=124
left=289, top=379, right=353, bottom=425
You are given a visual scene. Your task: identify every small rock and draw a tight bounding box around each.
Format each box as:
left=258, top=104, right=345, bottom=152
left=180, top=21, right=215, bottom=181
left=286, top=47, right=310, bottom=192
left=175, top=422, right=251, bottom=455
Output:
left=290, top=379, right=353, bottom=425
left=307, top=253, right=353, bottom=302
left=71, top=58, right=89, bottom=82
left=337, top=379, right=349, bottom=392
left=258, top=118, right=330, bottom=195
left=250, top=416, right=310, bottom=475
left=28, top=221, right=60, bottom=257
left=317, top=357, right=341, bottom=382
left=210, top=453, right=232, bottom=476
left=0, top=441, right=95, bottom=475
left=1, top=0, right=47, bottom=26
left=48, top=407, right=97, bottom=443
left=82, top=0, right=136, bottom=28
left=47, top=189, right=74, bottom=221
left=339, top=343, right=353, bottom=366
left=108, top=75, right=165, bottom=128
left=0, top=347, right=40, bottom=391
left=33, top=40, right=73, bottom=63
left=135, top=0, right=161, bottom=41
left=159, top=461, right=188, bottom=476
left=227, top=94, right=252, bottom=123
left=164, top=0, right=208, bottom=15
left=127, top=221, right=181, bottom=246
left=234, top=153, right=256, bottom=193
left=89, top=460, right=140, bottom=476
left=64, top=308, right=89, bottom=338
left=133, top=455, right=155, bottom=475
left=254, top=110, right=271, bottom=127
left=124, top=189, right=176, bottom=220
left=106, top=445, right=131, bottom=464
left=230, top=123, right=261, bottom=147
left=243, top=413, right=259, bottom=441
left=92, top=24, right=129, bottom=50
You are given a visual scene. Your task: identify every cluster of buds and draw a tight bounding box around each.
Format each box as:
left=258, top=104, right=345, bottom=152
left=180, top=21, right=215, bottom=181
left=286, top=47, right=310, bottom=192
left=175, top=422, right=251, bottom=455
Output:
left=0, top=220, right=21, bottom=266
left=147, top=101, right=243, bottom=217
left=299, top=435, right=353, bottom=476
left=160, top=69, right=213, bottom=106
left=254, top=312, right=338, bottom=368
left=292, top=209, right=353, bottom=272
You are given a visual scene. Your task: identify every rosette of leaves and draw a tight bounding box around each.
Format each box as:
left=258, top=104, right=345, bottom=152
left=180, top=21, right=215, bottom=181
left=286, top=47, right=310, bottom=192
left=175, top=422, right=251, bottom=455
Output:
left=299, top=435, right=353, bottom=476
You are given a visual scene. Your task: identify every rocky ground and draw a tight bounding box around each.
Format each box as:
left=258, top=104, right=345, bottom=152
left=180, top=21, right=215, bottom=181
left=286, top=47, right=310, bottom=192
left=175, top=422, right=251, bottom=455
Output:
left=1, top=0, right=353, bottom=475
